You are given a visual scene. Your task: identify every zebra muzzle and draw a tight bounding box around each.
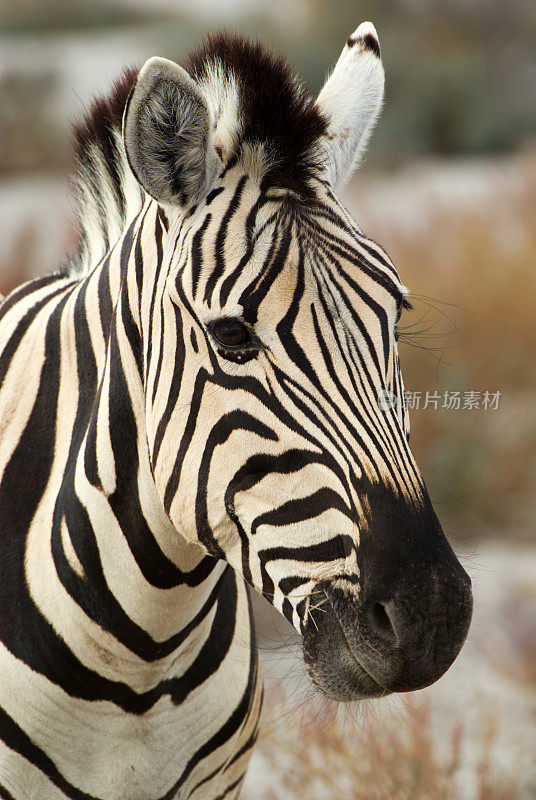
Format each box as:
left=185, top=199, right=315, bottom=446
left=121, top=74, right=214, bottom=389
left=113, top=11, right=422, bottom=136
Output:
left=302, top=561, right=472, bottom=701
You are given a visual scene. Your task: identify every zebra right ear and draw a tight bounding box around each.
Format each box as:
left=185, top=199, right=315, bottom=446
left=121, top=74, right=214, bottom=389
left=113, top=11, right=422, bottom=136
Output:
left=123, top=57, right=219, bottom=206
left=316, top=22, right=385, bottom=191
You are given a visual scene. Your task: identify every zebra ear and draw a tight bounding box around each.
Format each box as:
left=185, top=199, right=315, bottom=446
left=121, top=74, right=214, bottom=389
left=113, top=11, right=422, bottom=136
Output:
left=123, top=56, right=219, bottom=206
left=316, top=22, right=385, bottom=190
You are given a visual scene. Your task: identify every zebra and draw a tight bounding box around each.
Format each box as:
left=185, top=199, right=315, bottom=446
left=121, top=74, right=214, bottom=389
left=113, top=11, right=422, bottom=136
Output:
left=0, top=23, right=472, bottom=800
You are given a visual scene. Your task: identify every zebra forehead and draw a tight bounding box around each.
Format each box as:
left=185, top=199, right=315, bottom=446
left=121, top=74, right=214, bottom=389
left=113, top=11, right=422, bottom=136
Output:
left=189, top=186, right=406, bottom=307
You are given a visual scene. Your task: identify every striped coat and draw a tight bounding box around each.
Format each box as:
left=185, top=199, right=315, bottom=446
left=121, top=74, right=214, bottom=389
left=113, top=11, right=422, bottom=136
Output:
left=0, top=25, right=472, bottom=800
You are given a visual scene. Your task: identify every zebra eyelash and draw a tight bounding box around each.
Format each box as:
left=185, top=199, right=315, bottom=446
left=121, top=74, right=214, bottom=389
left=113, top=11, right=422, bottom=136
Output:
left=395, top=296, right=413, bottom=322
left=394, top=297, right=413, bottom=341
left=215, top=348, right=260, bottom=364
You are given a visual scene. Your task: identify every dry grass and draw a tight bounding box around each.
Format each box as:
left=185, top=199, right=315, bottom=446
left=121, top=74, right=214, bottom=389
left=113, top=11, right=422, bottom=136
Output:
left=257, top=693, right=518, bottom=800
left=397, top=177, right=536, bottom=392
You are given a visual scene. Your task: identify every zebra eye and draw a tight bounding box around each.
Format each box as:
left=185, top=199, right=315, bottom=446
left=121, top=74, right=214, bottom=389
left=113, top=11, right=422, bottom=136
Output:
left=210, top=318, right=251, bottom=349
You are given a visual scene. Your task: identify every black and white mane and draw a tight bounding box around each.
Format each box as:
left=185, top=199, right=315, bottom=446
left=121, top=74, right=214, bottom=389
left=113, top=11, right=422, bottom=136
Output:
left=69, top=34, right=327, bottom=279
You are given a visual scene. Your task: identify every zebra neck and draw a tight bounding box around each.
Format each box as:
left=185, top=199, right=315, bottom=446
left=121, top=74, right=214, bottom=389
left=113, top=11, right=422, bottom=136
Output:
left=47, top=207, right=233, bottom=669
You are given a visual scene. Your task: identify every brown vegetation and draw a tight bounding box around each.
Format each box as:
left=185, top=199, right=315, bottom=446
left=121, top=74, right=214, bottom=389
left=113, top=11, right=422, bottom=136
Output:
left=258, top=693, right=517, bottom=800
left=379, top=157, right=536, bottom=537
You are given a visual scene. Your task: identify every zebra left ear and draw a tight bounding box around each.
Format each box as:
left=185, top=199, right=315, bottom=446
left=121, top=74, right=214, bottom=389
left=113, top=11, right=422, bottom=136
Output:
left=316, top=22, right=385, bottom=191
left=123, top=56, right=219, bottom=206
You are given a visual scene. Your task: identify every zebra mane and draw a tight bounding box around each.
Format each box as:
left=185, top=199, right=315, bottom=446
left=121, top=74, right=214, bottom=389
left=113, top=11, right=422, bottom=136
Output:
left=67, top=33, right=328, bottom=279
left=184, top=33, right=328, bottom=196
left=69, top=67, right=142, bottom=278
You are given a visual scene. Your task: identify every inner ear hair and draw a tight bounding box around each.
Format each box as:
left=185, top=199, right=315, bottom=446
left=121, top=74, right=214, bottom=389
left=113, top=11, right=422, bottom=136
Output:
left=123, top=57, right=219, bottom=207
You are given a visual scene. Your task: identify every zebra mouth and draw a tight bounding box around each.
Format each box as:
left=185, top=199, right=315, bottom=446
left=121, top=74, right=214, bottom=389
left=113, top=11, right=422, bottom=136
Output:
left=330, top=611, right=392, bottom=697
left=303, top=560, right=473, bottom=699
left=302, top=593, right=391, bottom=701
left=306, top=650, right=389, bottom=702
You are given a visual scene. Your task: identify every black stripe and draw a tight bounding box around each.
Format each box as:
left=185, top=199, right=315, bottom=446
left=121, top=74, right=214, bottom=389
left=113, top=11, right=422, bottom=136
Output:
left=157, top=581, right=259, bottom=798
left=259, top=536, right=353, bottom=568
left=97, top=252, right=113, bottom=334
left=0, top=707, right=98, bottom=800
left=251, top=487, right=352, bottom=534
left=152, top=303, right=185, bottom=464
left=0, top=285, right=69, bottom=388
left=194, top=412, right=279, bottom=557
left=191, top=213, right=211, bottom=299
left=238, top=221, right=292, bottom=323
left=204, top=176, right=248, bottom=306
left=0, top=273, right=66, bottom=324
left=218, top=195, right=276, bottom=306
left=143, top=212, right=164, bottom=384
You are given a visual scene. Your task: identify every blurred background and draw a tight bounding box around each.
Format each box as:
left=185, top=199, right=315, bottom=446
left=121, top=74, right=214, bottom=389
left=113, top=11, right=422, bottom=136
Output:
left=1, top=0, right=535, bottom=797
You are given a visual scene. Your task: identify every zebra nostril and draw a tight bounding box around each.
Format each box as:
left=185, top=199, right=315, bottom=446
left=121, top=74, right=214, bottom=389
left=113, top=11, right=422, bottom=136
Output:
left=369, top=600, right=397, bottom=642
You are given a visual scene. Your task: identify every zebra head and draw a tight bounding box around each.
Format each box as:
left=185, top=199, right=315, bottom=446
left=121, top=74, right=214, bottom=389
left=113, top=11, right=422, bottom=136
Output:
left=122, top=25, right=472, bottom=700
